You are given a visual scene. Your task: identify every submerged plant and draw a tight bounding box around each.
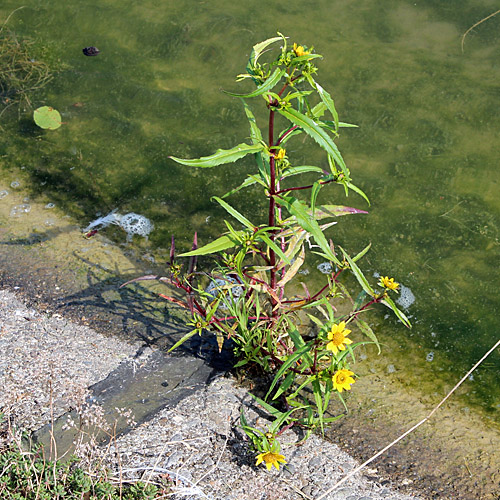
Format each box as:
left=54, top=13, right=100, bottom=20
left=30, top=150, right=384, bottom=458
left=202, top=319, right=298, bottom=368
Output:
left=125, top=33, right=410, bottom=467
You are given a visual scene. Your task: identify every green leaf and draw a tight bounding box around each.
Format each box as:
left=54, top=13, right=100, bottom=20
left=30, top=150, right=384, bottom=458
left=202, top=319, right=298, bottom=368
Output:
left=249, top=393, right=284, bottom=417
left=311, top=180, right=322, bottom=216
left=277, top=196, right=342, bottom=267
left=281, top=165, right=324, bottom=179
left=272, top=372, right=295, bottom=400
left=242, top=100, right=264, bottom=144
left=222, top=174, right=266, bottom=199
left=345, top=181, right=370, bottom=206
left=167, top=329, right=198, bottom=352
left=179, top=234, right=241, bottom=256
left=248, top=36, right=283, bottom=68
left=314, top=205, right=369, bottom=219
left=381, top=297, right=412, bottom=328
left=169, top=143, right=264, bottom=168
left=258, top=232, right=291, bottom=265
left=266, top=342, right=314, bottom=399
left=352, top=242, right=371, bottom=262
left=309, top=77, right=339, bottom=131
left=277, top=107, right=349, bottom=179
left=277, top=245, right=304, bottom=287
left=311, top=102, right=327, bottom=119
left=224, top=67, right=287, bottom=98
left=33, top=106, right=62, bottom=130
left=241, top=100, right=269, bottom=181
left=293, top=53, right=323, bottom=63
left=340, top=247, right=375, bottom=296
left=356, top=318, right=381, bottom=354
left=277, top=127, right=303, bottom=145
left=312, top=377, right=325, bottom=433
left=212, top=196, right=255, bottom=229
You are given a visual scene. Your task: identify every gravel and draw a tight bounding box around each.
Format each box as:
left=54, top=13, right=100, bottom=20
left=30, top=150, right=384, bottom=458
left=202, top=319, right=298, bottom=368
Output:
left=0, top=288, right=422, bottom=500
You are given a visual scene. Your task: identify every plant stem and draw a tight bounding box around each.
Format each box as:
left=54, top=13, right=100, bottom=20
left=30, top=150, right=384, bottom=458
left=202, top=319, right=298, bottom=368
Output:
left=268, top=107, right=278, bottom=307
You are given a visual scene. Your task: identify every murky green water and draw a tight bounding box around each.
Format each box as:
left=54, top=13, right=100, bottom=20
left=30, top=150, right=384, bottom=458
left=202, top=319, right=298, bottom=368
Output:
left=1, top=0, right=499, bottom=422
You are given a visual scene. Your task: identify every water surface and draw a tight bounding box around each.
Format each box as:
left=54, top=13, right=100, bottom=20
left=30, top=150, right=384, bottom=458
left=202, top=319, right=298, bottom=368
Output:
left=1, top=0, right=499, bottom=425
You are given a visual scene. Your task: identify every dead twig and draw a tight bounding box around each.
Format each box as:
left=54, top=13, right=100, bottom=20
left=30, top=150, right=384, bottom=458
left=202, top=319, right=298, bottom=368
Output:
left=461, top=9, right=500, bottom=52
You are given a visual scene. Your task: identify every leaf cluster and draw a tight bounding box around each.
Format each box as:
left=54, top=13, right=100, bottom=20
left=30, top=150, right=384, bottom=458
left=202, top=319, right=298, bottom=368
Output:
left=0, top=440, right=167, bottom=499
left=126, top=34, right=410, bottom=458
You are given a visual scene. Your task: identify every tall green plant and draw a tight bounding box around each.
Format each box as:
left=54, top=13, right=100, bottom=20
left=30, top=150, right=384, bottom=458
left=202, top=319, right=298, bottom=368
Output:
left=125, top=34, right=410, bottom=469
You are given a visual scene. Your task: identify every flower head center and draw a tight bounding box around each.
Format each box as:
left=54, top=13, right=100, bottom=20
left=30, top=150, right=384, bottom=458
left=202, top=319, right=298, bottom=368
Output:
left=331, top=331, right=345, bottom=346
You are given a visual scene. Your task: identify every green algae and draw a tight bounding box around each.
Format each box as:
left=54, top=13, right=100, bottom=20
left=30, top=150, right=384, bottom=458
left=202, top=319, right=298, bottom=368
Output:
left=0, top=0, right=499, bottom=458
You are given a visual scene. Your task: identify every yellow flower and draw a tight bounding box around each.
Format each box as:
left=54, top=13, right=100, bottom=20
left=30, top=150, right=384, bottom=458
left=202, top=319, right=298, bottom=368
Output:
left=274, top=148, right=286, bottom=160
left=293, top=42, right=310, bottom=57
left=332, top=369, right=356, bottom=393
left=379, top=276, right=399, bottom=292
left=255, top=451, right=287, bottom=471
left=326, top=321, right=353, bottom=355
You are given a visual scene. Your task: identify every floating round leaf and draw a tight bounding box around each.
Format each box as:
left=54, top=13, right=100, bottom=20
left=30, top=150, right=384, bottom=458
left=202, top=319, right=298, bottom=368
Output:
left=33, top=106, right=62, bottom=130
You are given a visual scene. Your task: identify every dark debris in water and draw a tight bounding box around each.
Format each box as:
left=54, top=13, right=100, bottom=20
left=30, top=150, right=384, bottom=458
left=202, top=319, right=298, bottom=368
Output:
left=82, top=46, right=100, bottom=56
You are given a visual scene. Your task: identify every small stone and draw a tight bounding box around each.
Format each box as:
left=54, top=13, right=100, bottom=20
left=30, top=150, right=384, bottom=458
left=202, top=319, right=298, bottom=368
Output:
left=308, top=456, right=322, bottom=468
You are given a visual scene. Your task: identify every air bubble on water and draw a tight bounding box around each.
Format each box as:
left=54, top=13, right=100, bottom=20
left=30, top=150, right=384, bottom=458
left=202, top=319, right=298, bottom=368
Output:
left=0, top=190, right=8, bottom=199
left=426, top=351, right=434, bottom=362
left=23, top=197, right=30, bottom=203
left=299, top=268, right=310, bottom=275
left=83, top=209, right=154, bottom=242
left=10, top=204, right=31, bottom=217
left=45, top=202, right=55, bottom=209
left=396, top=284, right=415, bottom=309
left=317, top=262, right=333, bottom=274
left=387, top=364, right=396, bottom=374
left=10, top=181, right=20, bottom=189
left=119, top=213, right=154, bottom=242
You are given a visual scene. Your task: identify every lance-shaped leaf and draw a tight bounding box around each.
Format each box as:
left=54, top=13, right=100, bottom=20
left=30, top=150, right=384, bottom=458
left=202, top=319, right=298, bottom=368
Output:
left=257, top=232, right=291, bottom=265
left=224, top=68, right=286, bottom=98
left=169, top=143, right=264, bottom=168
left=381, top=296, right=412, bottom=328
left=168, top=328, right=199, bottom=352
left=356, top=318, right=381, bottom=354
left=266, top=342, right=314, bottom=399
left=281, top=165, right=324, bottom=179
left=311, top=179, right=322, bottom=216
left=271, top=372, right=295, bottom=401
left=212, top=196, right=254, bottom=229
left=277, top=107, right=349, bottom=178
left=179, top=233, right=242, bottom=257
left=277, top=195, right=342, bottom=267
left=313, top=205, right=369, bottom=219
left=352, top=242, right=371, bottom=262
left=307, top=76, right=339, bottom=132
left=242, top=100, right=269, bottom=182
left=340, top=246, right=375, bottom=297
left=277, top=245, right=305, bottom=287
left=345, top=180, right=370, bottom=206
left=222, top=174, right=265, bottom=199
left=248, top=35, right=283, bottom=68
left=322, top=120, right=358, bottom=128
